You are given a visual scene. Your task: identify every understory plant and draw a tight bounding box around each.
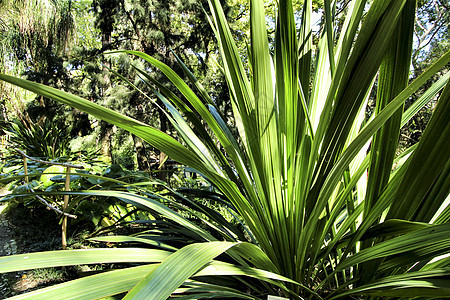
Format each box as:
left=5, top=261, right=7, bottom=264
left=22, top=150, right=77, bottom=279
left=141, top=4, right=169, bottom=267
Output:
left=3, top=118, right=71, bottom=159
left=1, top=0, right=450, bottom=299
left=0, top=154, right=158, bottom=228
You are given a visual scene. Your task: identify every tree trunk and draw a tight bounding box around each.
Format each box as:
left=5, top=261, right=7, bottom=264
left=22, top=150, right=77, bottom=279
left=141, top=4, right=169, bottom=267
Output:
left=99, top=123, right=113, bottom=158
left=133, top=136, right=152, bottom=171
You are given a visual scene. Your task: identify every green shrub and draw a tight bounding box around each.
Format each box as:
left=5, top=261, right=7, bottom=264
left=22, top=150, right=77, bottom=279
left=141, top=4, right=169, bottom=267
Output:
left=4, top=118, right=70, bottom=159
left=0, top=152, right=155, bottom=229
left=0, top=0, right=449, bottom=299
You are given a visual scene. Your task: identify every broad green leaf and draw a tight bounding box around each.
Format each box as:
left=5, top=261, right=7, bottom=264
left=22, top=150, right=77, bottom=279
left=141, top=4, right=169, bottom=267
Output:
left=331, top=268, right=450, bottom=299
left=196, top=261, right=321, bottom=299
left=40, top=165, right=67, bottom=187
left=5, top=264, right=159, bottom=300
left=364, top=0, right=415, bottom=222
left=387, top=80, right=450, bottom=221
left=0, top=249, right=170, bottom=273
left=335, top=223, right=450, bottom=273
left=358, top=0, right=416, bottom=283
left=297, top=0, right=312, bottom=102
left=123, top=241, right=237, bottom=299
left=301, top=49, right=450, bottom=276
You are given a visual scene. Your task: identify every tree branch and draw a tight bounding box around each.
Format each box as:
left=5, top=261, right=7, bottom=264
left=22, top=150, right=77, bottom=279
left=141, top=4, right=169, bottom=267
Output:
left=34, top=193, right=77, bottom=219
left=14, top=148, right=84, bottom=169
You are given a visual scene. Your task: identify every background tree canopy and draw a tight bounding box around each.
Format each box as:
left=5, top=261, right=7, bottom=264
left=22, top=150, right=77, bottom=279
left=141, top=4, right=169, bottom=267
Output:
left=1, top=0, right=447, bottom=168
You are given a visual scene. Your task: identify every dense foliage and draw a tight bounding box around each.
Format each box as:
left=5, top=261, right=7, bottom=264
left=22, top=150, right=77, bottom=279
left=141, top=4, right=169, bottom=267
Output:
left=0, top=0, right=449, bottom=299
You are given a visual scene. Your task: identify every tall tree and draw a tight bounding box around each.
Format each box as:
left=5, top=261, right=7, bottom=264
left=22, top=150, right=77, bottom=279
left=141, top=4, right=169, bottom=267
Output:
left=0, top=0, right=76, bottom=126
left=90, top=0, right=235, bottom=172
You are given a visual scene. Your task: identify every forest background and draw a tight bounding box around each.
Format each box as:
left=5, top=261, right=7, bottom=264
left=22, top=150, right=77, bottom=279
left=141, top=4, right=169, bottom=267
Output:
left=1, top=0, right=447, bottom=169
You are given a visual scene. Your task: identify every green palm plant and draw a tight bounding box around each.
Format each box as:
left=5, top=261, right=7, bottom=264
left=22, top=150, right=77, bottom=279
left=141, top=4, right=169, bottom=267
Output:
left=1, top=0, right=449, bottom=298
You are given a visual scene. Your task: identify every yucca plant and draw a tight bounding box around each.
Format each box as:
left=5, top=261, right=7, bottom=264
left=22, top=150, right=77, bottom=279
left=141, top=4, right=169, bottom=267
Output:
left=0, top=0, right=449, bottom=298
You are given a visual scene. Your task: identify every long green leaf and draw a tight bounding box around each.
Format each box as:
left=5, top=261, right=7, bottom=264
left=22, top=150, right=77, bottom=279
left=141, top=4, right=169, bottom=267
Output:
left=5, top=264, right=159, bottom=300
left=363, top=0, right=415, bottom=223
left=331, top=268, right=450, bottom=299
left=123, top=241, right=237, bottom=299
left=387, top=79, right=450, bottom=220
left=62, top=190, right=216, bottom=242
left=334, top=223, right=450, bottom=273
left=89, top=236, right=179, bottom=251
left=0, top=249, right=170, bottom=273
left=301, top=50, right=450, bottom=275
left=0, top=74, right=216, bottom=180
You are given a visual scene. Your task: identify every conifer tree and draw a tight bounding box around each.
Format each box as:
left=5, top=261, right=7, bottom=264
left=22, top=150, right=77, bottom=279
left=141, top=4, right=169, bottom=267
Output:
left=90, top=0, right=234, bottom=172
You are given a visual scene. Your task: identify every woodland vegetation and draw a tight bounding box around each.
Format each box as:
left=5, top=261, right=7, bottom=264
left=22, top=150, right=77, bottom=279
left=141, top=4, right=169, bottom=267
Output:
left=0, top=0, right=449, bottom=299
